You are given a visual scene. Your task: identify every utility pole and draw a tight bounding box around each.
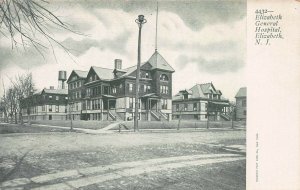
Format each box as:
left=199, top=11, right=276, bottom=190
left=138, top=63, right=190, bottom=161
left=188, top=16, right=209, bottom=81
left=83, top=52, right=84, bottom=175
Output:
left=206, top=101, right=210, bottom=129
left=134, top=15, right=147, bottom=132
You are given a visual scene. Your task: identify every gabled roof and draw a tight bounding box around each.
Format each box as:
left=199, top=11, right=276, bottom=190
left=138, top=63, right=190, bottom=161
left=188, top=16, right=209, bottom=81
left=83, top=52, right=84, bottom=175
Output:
left=79, top=51, right=175, bottom=82
left=199, top=83, right=217, bottom=94
left=42, top=89, right=68, bottom=95
left=173, top=83, right=226, bottom=100
left=91, top=66, right=114, bottom=80
left=235, top=87, right=247, bottom=98
left=74, top=70, right=88, bottom=78
left=67, top=70, right=88, bottom=82
left=147, top=51, right=175, bottom=72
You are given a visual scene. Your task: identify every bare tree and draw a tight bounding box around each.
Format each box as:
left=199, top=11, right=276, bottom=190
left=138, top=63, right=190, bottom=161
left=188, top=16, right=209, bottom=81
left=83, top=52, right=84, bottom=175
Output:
left=15, top=73, right=36, bottom=125
left=2, top=73, right=36, bottom=124
left=0, top=0, right=82, bottom=57
left=1, top=79, right=9, bottom=123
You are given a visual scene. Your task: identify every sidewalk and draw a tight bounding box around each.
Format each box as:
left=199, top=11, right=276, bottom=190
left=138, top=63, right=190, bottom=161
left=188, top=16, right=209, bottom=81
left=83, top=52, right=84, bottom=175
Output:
left=30, top=123, right=117, bottom=134
left=0, top=153, right=245, bottom=190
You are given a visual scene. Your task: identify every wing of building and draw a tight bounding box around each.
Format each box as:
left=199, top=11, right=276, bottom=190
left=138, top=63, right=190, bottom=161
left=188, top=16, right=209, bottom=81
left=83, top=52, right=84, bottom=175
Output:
left=67, top=51, right=175, bottom=121
left=172, top=83, right=231, bottom=121
left=20, top=87, right=69, bottom=121
left=235, top=87, right=247, bottom=121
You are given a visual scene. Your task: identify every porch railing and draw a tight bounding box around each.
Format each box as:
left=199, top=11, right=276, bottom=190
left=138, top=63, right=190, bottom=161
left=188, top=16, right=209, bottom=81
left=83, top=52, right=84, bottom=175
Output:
left=158, top=111, right=168, bottom=120
left=150, top=110, right=161, bottom=121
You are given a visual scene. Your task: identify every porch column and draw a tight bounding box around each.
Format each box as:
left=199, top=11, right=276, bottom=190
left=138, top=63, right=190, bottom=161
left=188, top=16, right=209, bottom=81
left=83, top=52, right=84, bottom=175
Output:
left=100, top=99, right=103, bottom=121
left=147, top=99, right=151, bottom=121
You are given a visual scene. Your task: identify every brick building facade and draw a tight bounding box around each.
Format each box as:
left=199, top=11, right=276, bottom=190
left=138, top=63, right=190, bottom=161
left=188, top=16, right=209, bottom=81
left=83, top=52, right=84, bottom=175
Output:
left=172, top=83, right=230, bottom=121
left=20, top=88, right=68, bottom=121
left=67, top=51, right=175, bottom=121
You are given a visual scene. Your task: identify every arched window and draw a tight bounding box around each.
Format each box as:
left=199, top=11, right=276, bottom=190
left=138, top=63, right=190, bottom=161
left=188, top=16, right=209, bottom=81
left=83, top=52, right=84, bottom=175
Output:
left=160, top=74, right=169, bottom=81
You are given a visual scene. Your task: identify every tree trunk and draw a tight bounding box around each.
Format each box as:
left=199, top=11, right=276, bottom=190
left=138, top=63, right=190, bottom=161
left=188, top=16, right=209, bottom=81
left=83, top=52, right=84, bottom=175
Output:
left=20, top=112, right=24, bottom=125
left=15, top=111, right=18, bottom=124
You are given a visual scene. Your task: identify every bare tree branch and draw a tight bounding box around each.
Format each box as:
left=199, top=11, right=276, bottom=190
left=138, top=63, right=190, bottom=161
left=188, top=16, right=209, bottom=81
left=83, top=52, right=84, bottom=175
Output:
left=0, top=0, right=83, bottom=60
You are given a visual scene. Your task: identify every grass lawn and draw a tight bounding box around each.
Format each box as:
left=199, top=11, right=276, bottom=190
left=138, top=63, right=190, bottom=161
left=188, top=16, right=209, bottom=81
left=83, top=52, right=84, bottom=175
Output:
left=113, top=120, right=246, bottom=130
left=0, top=123, right=69, bottom=134
left=28, top=120, right=246, bottom=131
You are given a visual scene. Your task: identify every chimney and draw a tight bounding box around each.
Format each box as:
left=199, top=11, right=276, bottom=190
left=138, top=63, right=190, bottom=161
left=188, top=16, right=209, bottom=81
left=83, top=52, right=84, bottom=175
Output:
left=50, top=86, right=54, bottom=90
left=114, top=59, right=122, bottom=70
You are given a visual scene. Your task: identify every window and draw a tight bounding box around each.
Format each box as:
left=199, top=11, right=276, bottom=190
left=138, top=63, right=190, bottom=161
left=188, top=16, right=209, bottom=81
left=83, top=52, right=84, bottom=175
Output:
left=160, top=74, right=169, bottom=81
left=193, top=103, right=197, bottom=111
left=176, top=104, right=179, bottom=111
left=92, top=100, right=95, bottom=110
left=97, top=99, right=101, bottom=109
left=160, top=85, right=168, bottom=94
left=129, top=83, right=133, bottom=92
left=145, top=72, right=149, bottom=78
left=119, top=84, right=123, bottom=89
left=86, top=88, right=91, bottom=97
left=161, top=99, right=167, bottom=109
left=86, top=100, right=90, bottom=110
left=65, top=97, right=68, bottom=100
left=49, top=95, right=52, bottom=100
left=76, top=103, right=79, bottom=111
left=49, top=105, right=52, bottom=112
left=147, top=85, right=151, bottom=93
left=112, top=87, right=117, bottom=94
left=56, top=96, right=59, bottom=100
left=183, top=94, right=188, bottom=100
left=184, top=104, right=188, bottom=111
left=55, top=105, right=59, bottom=112
left=103, top=86, right=110, bottom=94
left=42, top=105, right=45, bottom=111
left=129, top=97, right=134, bottom=108
left=77, top=81, right=80, bottom=87
left=205, top=103, right=208, bottom=111
left=242, top=100, right=246, bottom=107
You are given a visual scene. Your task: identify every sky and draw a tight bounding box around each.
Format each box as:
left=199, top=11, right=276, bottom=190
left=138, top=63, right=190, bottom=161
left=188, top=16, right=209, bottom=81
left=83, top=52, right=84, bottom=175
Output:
left=0, top=0, right=246, bottom=101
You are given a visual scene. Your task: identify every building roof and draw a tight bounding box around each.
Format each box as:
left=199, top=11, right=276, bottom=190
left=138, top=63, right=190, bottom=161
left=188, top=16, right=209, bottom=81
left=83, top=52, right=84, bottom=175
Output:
left=147, top=51, right=175, bottom=72
left=173, top=83, right=227, bottom=100
left=91, top=66, right=114, bottom=80
left=235, top=87, right=247, bottom=98
left=42, top=89, right=68, bottom=95
left=83, top=51, right=175, bottom=82
left=74, top=70, right=88, bottom=78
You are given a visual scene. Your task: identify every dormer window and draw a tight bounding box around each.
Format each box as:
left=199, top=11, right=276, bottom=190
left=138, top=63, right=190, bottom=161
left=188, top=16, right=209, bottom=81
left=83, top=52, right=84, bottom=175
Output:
left=183, top=94, right=188, bottom=100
